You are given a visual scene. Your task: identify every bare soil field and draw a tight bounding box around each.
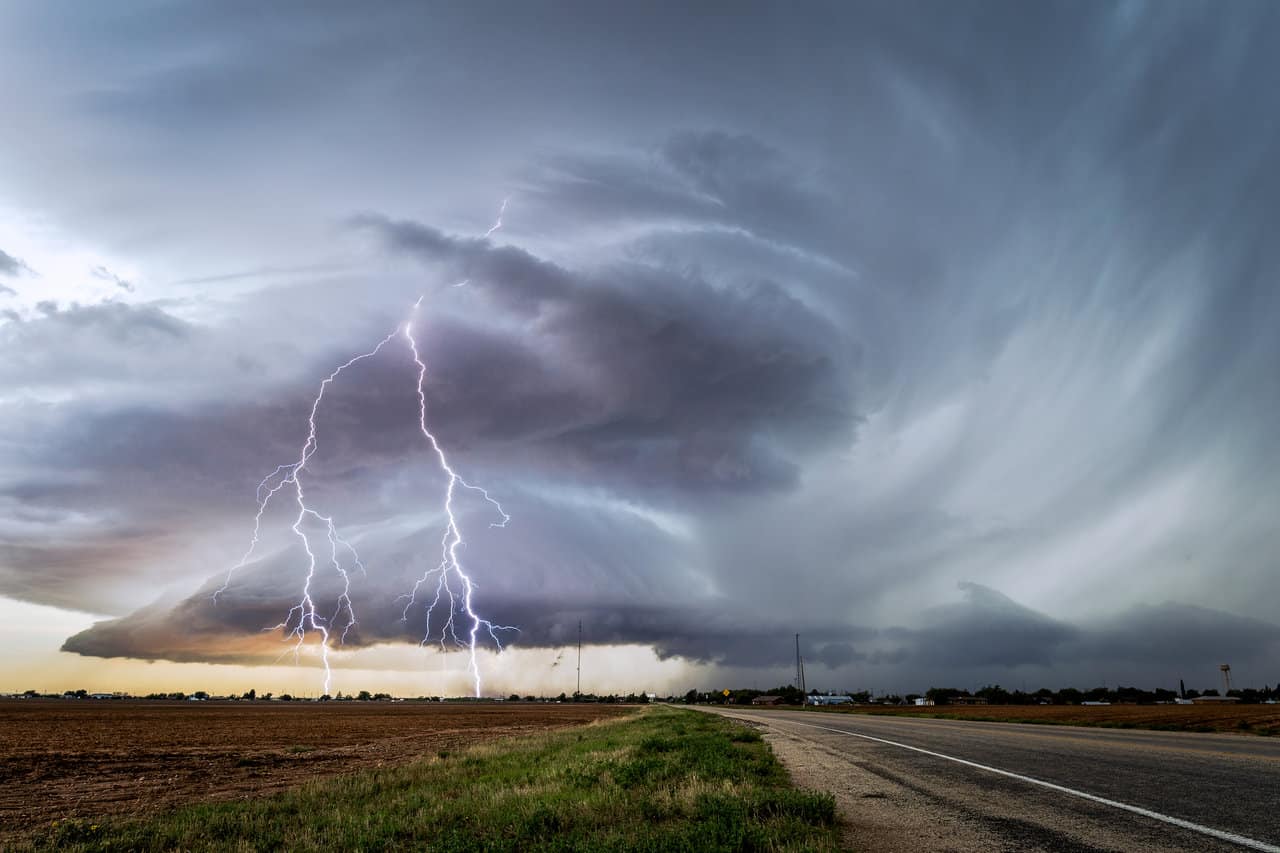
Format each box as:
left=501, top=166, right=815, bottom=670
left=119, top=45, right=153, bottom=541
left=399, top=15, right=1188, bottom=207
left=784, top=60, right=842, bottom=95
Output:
left=817, top=703, right=1280, bottom=735
left=0, top=699, right=632, bottom=842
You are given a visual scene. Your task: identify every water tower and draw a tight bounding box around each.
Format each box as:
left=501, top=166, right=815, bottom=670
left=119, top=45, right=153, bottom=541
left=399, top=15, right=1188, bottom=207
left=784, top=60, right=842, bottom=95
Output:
left=1219, top=664, right=1232, bottom=695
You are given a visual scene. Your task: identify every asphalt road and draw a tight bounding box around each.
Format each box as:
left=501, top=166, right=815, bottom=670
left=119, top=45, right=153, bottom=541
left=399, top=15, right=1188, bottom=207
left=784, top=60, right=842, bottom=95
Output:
left=707, top=708, right=1280, bottom=852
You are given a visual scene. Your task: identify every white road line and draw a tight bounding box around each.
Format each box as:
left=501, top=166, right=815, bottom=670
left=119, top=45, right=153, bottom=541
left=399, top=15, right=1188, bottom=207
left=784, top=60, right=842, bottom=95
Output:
left=740, top=714, right=1280, bottom=853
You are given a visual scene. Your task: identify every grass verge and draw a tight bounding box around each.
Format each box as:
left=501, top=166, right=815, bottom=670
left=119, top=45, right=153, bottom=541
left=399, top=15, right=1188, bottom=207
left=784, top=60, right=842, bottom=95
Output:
left=26, top=706, right=839, bottom=852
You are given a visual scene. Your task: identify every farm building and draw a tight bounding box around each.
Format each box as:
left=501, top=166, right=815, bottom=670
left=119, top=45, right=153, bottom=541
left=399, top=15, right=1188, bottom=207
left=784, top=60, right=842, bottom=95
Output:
left=807, top=694, right=853, bottom=706
left=751, top=695, right=785, bottom=706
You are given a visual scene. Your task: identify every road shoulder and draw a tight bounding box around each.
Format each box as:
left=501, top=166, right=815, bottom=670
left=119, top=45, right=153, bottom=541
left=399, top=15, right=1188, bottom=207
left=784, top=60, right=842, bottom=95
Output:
left=731, top=713, right=995, bottom=852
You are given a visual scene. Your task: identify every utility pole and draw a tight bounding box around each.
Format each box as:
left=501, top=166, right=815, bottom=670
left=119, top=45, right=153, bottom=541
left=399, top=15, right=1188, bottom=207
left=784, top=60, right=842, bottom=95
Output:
left=576, top=620, right=582, bottom=696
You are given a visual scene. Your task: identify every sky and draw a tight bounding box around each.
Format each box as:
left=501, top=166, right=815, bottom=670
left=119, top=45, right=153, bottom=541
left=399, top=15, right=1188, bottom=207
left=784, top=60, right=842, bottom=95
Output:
left=2, top=0, right=1279, bottom=699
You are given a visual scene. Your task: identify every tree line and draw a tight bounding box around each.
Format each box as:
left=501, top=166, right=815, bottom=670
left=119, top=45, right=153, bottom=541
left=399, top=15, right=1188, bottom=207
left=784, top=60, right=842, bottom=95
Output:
left=680, top=683, right=1280, bottom=706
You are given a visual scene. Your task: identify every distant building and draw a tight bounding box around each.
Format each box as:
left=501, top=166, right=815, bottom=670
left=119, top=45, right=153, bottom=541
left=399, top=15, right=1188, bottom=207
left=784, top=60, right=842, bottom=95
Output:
left=914, top=697, right=935, bottom=706
left=807, top=694, right=853, bottom=706
left=752, top=695, right=784, bottom=706
left=951, top=696, right=989, bottom=705
left=1191, top=695, right=1240, bottom=704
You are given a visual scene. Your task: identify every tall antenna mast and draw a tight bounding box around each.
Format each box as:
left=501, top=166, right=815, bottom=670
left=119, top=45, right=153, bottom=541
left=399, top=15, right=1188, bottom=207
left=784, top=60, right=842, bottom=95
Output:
left=795, top=634, right=802, bottom=691
left=1220, top=664, right=1232, bottom=695
left=577, top=620, right=582, bottom=696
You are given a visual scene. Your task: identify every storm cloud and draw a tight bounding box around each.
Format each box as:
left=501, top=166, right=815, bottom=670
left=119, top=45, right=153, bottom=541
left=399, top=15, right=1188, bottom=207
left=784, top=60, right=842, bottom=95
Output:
left=3, top=2, right=1280, bottom=693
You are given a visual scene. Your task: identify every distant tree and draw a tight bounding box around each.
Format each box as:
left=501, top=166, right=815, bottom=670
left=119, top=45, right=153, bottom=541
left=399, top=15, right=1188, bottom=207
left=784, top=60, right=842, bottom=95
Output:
left=263, top=692, right=274, bottom=701
left=684, top=689, right=698, bottom=705
left=557, top=692, right=568, bottom=702
left=357, top=690, right=373, bottom=701
left=925, top=687, right=966, bottom=705
left=508, top=693, right=521, bottom=702
left=319, top=694, right=332, bottom=702
left=1056, top=688, right=1083, bottom=704
left=22, top=689, right=37, bottom=698
left=193, top=691, right=209, bottom=700
left=975, top=685, right=1010, bottom=704
left=523, top=695, right=536, bottom=702
left=1113, top=685, right=1154, bottom=704
left=242, top=689, right=256, bottom=701
left=280, top=694, right=294, bottom=701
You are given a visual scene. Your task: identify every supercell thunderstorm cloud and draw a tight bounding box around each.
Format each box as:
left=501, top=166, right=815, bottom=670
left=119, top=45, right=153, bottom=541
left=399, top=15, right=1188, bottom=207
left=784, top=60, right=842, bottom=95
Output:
left=2, top=2, right=1280, bottom=696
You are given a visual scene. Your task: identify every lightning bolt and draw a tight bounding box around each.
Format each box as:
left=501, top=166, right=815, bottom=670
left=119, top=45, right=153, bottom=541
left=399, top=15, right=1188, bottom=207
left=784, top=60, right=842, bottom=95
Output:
left=400, top=296, right=516, bottom=698
left=216, top=300, right=512, bottom=698
left=483, top=196, right=510, bottom=238
left=215, top=199, right=514, bottom=698
left=214, top=334, right=396, bottom=696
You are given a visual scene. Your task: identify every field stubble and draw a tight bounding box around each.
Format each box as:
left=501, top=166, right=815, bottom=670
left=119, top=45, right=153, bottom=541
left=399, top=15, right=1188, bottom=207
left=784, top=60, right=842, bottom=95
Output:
left=820, top=702, right=1280, bottom=734
left=0, top=699, right=630, bottom=841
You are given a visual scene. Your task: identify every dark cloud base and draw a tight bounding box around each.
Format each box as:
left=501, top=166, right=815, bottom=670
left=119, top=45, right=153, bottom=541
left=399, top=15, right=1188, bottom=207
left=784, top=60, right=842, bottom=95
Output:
left=63, top=568, right=1280, bottom=691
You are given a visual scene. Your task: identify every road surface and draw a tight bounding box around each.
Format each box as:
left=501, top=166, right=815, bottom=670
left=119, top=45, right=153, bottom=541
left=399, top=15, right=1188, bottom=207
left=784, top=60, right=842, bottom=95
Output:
left=705, top=707, right=1280, bottom=852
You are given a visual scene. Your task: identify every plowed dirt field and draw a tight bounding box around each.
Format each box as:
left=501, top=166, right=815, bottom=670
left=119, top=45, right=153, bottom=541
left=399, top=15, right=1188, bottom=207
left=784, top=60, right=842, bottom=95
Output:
left=819, top=702, right=1280, bottom=734
left=0, top=700, right=632, bottom=841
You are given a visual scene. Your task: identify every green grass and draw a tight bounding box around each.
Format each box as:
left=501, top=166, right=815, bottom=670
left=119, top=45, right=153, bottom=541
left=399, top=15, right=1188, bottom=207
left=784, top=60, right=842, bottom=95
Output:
left=27, top=707, right=839, bottom=852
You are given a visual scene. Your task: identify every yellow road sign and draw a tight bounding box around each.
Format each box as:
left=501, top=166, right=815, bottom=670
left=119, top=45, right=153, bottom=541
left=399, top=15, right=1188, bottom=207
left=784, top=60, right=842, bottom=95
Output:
left=722, top=689, right=731, bottom=697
